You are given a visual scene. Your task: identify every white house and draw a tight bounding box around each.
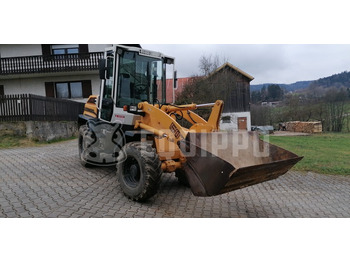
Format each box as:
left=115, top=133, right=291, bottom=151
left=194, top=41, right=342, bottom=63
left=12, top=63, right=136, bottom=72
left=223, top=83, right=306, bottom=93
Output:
left=0, top=44, right=112, bottom=102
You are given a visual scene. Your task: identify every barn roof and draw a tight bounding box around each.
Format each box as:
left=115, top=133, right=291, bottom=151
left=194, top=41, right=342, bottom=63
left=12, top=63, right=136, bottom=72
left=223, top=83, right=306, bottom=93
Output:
left=209, top=62, right=254, bottom=81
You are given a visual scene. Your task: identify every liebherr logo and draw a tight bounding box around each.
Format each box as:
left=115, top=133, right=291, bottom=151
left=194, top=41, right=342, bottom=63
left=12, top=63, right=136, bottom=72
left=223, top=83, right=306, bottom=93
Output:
left=169, top=122, right=182, bottom=139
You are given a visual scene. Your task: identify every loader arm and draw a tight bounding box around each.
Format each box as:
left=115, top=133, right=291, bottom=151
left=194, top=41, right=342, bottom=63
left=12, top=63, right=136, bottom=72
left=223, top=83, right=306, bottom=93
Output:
left=135, top=102, right=189, bottom=142
left=133, top=100, right=224, bottom=172
left=160, top=100, right=224, bottom=132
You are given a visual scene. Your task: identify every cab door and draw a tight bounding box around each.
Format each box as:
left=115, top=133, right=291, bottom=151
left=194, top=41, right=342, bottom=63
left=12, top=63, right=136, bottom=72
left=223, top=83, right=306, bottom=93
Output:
left=99, top=48, right=116, bottom=122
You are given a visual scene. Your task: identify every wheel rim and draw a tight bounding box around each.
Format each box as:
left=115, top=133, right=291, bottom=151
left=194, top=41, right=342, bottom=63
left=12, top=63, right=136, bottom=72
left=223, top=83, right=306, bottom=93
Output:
left=123, top=156, right=141, bottom=188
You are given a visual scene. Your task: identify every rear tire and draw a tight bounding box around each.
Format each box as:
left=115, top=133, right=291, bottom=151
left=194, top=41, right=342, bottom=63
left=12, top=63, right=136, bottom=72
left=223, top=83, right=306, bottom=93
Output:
left=117, top=142, right=162, bottom=202
left=78, top=125, right=93, bottom=168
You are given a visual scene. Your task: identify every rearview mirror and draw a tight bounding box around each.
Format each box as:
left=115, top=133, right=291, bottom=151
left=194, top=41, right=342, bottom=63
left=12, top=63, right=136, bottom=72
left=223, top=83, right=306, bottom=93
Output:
left=98, top=59, right=106, bottom=79
left=173, top=70, right=178, bottom=89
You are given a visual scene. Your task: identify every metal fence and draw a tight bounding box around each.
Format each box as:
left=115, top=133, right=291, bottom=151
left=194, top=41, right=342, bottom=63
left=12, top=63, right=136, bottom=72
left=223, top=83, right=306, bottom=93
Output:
left=0, top=94, right=85, bottom=122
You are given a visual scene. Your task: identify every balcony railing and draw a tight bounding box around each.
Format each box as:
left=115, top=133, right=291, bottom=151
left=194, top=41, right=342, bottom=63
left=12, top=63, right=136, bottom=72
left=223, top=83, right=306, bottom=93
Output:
left=0, top=52, right=104, bottom=75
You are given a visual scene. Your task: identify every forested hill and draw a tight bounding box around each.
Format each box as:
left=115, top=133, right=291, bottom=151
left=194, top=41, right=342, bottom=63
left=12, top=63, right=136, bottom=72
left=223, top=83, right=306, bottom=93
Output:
left=251, top=71, right=350, bottom=92
left=251, top=80, right=312, bottom=92
left=309, top=71, right=350, bottom=89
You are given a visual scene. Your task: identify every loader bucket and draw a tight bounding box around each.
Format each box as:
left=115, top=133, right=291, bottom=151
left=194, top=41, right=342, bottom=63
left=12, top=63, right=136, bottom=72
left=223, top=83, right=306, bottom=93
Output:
left=178, top=131, right=303, bottom=197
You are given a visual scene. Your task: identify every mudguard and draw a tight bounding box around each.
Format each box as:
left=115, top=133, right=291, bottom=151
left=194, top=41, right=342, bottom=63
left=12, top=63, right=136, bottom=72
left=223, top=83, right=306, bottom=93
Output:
left=80, top=119, right=125, bottom=166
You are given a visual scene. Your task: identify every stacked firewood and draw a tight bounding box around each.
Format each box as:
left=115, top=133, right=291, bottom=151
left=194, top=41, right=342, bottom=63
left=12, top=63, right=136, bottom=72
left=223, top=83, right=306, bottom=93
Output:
left=285, top=121, right=322, bottom=133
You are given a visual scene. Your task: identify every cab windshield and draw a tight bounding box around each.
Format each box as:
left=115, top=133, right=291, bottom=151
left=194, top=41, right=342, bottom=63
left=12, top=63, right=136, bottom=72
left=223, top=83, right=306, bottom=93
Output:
left=116, top=51, right=165, bottom=107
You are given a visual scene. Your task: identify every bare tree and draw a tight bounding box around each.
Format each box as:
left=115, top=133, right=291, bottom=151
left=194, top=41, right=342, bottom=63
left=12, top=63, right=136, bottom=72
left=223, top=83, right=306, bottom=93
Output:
left=199, top=54, right=229, bottom=76
left=324, top=87, right=347, bottom=132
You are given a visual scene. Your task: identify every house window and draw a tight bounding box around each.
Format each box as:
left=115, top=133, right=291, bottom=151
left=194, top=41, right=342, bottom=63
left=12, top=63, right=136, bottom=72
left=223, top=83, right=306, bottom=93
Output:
left=45, top=80, right=92, bottom=99
left=222, top=115, right=231, bottom=123
left=51, top=44, right=79, bottom=55
left=42, top=44, right=89, bottom=61
left=56, top=81, right=83, bottom=99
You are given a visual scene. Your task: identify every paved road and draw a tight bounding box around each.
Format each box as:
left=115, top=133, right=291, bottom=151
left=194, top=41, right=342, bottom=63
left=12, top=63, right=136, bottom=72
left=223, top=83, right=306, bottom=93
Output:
left=0, top=139, right=349, bottom=218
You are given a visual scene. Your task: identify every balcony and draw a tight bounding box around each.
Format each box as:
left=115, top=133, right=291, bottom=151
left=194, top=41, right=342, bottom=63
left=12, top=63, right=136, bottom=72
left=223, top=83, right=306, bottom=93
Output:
left=0, top=52, right=104, bottom=76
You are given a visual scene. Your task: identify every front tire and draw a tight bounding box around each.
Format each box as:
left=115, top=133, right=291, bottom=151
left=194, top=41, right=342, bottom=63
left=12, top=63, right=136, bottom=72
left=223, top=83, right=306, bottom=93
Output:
left=117, top=142, right=162, bottom=202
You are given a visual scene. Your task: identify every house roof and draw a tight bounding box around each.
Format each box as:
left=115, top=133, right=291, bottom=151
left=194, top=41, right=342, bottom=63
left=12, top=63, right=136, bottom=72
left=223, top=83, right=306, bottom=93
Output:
left=209, top=62, right=254, bottom=81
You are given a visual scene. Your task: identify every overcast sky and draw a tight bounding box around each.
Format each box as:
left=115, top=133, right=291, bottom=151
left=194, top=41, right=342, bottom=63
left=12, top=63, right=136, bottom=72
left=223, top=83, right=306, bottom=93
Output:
left=3, top=2, right=350, bottom=86
left=143, top=44, right=350, bottom=85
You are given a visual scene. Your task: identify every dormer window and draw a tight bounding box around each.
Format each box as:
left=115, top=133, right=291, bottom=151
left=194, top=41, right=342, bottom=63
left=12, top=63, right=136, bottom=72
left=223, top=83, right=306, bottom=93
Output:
left=51, top=44, right=79, bottom=55
left=41, top=44, right=89, bottom=60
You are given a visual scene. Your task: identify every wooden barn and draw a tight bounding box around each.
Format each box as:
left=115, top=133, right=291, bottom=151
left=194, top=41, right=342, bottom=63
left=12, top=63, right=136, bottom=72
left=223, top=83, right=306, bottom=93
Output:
left=165, top=62, right=254, bottom=131
left=206, top=62, right=254, bottom=131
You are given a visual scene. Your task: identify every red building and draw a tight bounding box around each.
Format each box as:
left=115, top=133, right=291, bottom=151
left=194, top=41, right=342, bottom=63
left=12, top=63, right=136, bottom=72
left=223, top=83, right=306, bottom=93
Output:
left=165, top=77, right=198, bottom=103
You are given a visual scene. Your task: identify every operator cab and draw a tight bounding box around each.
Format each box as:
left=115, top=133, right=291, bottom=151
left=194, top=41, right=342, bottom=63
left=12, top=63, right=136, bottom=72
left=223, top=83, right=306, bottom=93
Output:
left=98, top=45, right=175, bottom=125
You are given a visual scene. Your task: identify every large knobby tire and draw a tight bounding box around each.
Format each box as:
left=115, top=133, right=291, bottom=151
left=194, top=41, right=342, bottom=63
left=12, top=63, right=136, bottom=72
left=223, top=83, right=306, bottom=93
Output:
left=78, top=125, right=93, bottom=168
left=117, top=142, right=162, bottom=202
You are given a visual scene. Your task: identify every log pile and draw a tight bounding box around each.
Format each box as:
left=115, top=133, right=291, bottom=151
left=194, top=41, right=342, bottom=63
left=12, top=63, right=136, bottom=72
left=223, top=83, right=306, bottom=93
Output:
left=285, top=121, right=322, bottom=133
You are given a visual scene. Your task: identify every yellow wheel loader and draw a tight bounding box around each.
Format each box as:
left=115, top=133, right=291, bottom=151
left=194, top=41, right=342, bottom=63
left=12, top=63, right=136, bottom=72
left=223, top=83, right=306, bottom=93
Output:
left=78, top=44, right=302, bottom=202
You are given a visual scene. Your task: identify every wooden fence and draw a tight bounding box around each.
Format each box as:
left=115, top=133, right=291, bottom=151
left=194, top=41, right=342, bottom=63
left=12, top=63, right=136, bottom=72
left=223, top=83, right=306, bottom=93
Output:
left=0, top=94, right=85, bottom=122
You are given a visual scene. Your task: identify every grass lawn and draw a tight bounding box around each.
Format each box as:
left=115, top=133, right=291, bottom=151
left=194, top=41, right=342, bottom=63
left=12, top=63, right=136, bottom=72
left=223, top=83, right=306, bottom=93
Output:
left=0, top=134, right=77, bottom=149
left=2, top=132, right=349, bottom=176
left=264, top=133, right=350, bottom=175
